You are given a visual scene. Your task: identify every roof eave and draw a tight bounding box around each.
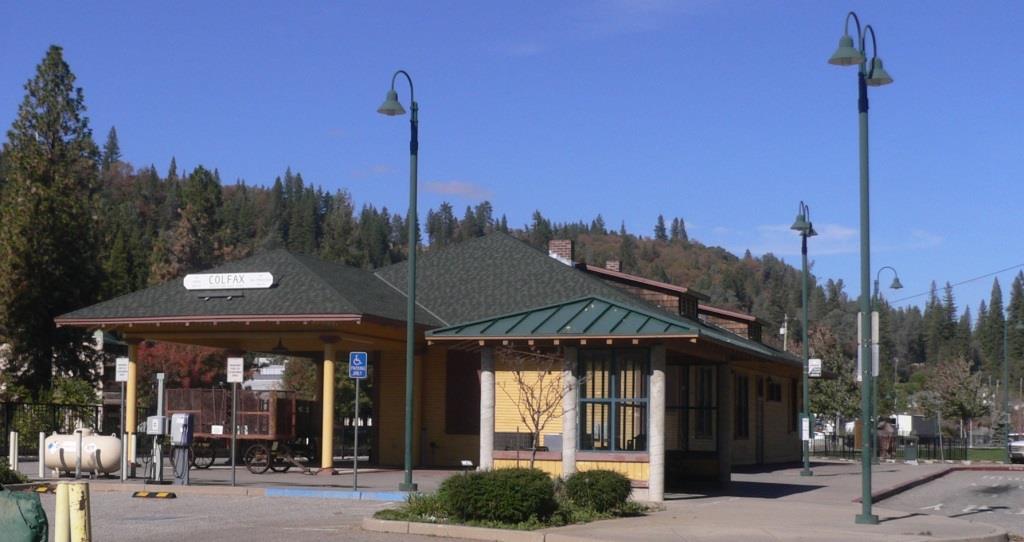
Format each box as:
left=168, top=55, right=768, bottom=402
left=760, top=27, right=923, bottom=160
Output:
left=55, top=313, right=365, bottom=328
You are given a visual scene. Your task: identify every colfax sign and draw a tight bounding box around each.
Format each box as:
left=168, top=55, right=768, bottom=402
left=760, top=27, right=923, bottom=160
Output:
left=183, top=272, right=273, bottom=291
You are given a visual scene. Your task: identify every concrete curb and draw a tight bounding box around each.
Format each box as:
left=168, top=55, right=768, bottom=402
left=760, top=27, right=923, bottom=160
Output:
left=266, top=488, right=408, bottom=501
left=363, top=518, right=547, bottom=541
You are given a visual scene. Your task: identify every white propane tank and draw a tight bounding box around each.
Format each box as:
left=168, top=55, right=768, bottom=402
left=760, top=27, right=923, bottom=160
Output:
left=44, top=428, right=122, bottom=474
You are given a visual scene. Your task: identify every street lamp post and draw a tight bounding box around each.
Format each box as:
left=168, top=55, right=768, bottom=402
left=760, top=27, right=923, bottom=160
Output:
left=828, top=10, right=894, bottom=525
left=378, top=70, right=419, bottom=492
left=791, top=201, right=817, bottom=477
left=1002, top=316, right=1023, bottom=463
left=871, top=266, right=902, bottom=465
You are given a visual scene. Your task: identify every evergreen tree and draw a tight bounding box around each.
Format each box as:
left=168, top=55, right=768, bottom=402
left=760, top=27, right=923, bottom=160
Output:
left=590, top=214, right=606, bottom=235
left=101, top=126, right=120, bottom=173
left=426, top=202, right=458, bottom=248
left=320, top=190, right=357, bottom=265
left=0, top=45, right=103, bottom=392
left=979, top=279, right=1005, bottom=376
left=670, top=216, right=688, bottom=242
left=1007, top=272, right=1024, bottom=386
left=527, top=210, right=552, bottom=249
left=653, top=214, right=668, bottom=241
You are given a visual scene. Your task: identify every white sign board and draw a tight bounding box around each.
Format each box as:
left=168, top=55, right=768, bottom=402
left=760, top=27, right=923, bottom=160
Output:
left=227, top=357, right=244, bottom=384
left=211, top=425, right=224, bottom=435
left=801, top=416, right=811, bottom=442
left=183, top=272, right=273, bottom=291
left=808, top=358, right=822, bottom=378
left=115, top=357, right=130, bottom=382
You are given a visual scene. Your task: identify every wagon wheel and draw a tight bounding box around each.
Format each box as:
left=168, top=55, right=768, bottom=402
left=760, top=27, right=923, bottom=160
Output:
left=192, top=442, right=216, bottom=470
left=243, top=444, right=271, bottom=474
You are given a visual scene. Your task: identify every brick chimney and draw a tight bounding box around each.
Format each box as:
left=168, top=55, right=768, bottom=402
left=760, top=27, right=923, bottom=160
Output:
left=605, top=260, right=621, bottom=272
left=548, top=239, right=574, bottom=265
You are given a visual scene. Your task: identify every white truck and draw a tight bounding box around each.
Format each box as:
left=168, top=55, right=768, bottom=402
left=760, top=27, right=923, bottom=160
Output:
left=1011, top=433, right=1024, bottom=464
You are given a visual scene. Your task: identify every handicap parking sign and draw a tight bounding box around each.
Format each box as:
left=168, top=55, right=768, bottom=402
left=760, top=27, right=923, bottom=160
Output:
left=348, top=351, right=368, bottom=379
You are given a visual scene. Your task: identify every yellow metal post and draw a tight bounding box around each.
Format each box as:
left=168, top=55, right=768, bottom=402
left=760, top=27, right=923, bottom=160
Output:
left=125, top=342, right=139, bottom=463
left=55, top=482, right=70, bottom=542
left=320, top=341, right=336, bottom=471
left=68, top=482, right=92, bottom=542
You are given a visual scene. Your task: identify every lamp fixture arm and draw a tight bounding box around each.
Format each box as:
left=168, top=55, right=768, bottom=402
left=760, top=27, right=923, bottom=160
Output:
left=861, top=25, right=881, bottom=78
left=390, top=70, right=419, bottom=156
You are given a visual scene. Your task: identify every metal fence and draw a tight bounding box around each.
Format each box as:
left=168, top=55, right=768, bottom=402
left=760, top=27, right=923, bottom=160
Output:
left=1, top=402, right=102, bottom=455
left=811, top=434, right=970, bottom=461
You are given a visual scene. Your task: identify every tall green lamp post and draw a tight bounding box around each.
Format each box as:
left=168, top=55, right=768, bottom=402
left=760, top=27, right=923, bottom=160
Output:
left=827, top=10, right=894, bottom=525
left=1002, top=316, right=1023, bottom=463
left=871, top=266, right=902, bottom=465
left=378, top=70, right=419, bottom=492
left=791, top=201, right=817, bottom=477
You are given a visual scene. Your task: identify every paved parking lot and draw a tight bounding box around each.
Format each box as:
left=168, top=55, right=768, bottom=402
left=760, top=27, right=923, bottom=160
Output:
left=882, top=470, right=1024, bottom=537
left=37, top=492, right=450, bottom=542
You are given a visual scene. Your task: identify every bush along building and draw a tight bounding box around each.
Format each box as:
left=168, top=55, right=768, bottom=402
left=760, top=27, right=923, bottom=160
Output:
left=57, top=232, right=800, bottom=501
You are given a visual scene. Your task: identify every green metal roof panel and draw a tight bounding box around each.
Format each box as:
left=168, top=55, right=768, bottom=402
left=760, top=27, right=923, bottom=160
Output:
left=428, top=296, right=698, bottom=339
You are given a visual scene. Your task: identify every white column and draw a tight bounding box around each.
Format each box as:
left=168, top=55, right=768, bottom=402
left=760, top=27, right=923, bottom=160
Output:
left=561, top=346, right=579, bottom=478
left=648, top=345, right=666, bottom=502
left=479, top=347, right=495, bottom=470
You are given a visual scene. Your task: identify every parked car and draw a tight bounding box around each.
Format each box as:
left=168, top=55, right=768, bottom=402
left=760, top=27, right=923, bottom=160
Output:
left=1010, top=433, right=1024, bottom=464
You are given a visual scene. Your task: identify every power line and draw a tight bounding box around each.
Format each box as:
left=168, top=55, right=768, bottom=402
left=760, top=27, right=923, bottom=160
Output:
left=891, top=263, right=1024, bottom=303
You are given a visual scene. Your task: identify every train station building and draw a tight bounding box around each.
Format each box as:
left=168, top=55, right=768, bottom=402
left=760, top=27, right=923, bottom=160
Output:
left=56, top=232, right=801, bottom=501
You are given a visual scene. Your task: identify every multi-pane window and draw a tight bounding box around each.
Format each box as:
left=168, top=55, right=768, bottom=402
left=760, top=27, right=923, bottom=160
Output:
left=695, top=367, right=714, bottom=438
left=767, top=380, right=782, bottom=402
left=579, top=349, right=649, bottom=452
left=734, top=375, right=750, bottom=439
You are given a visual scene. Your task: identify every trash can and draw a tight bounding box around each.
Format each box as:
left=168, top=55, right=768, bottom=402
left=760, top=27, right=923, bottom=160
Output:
left=0, top=488, right=48, bottom=542
left=903, top=436, right=919, bottom=462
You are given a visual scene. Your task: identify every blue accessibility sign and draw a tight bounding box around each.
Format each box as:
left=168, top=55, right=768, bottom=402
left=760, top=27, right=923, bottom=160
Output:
left=348, top=351, right=368, bottom=379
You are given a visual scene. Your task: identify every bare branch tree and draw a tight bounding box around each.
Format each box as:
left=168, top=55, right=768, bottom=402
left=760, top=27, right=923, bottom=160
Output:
left=497, top=346, right=579, bottom=469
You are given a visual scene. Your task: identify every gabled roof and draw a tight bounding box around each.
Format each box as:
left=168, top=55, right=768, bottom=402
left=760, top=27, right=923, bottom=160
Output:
left=427, top=296, right=698, bottom=340
left=374, top=232, right=665, bottom=326
left=56, top=249, right=441, bottom=326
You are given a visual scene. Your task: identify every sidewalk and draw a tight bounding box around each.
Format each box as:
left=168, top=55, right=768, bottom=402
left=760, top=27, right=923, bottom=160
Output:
left=543, top=461, right=1008, bottom=542
left=542, top=500, right=1006, bottom=542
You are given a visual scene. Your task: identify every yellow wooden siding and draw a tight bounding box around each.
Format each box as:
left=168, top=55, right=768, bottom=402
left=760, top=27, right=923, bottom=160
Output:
left=730, top=366, right=801, bottom=466
left=420, top=346, right=479, bottom=466
left=491, top=459, right=647, bottom=481
left=376, top=350, right=406, bottom=466
left=577, top=460, right=648, bottom=481
left=494, top=358, right=564, bottom=448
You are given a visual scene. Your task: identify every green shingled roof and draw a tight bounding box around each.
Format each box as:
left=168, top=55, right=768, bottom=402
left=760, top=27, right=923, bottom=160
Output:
left=57, top=249, right=441, bottom=325
left=427, top=296, right=698, bottom=339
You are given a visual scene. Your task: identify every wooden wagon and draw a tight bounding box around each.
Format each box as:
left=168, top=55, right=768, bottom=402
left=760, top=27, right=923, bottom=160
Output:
left=165, top=388, right=318, bottom=474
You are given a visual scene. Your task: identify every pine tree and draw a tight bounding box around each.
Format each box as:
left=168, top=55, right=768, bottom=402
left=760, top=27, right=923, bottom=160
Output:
left=1007, top=272, right=1024, bottom=386
left=101, top=126, right=121, bottom=173
left=654, top=215, right=668, bottom=241
left=670, top=216, right=688, bottom=242
left=0, top=45, right=103, bottom=392
left=978, top=279, right=1005, bottom=377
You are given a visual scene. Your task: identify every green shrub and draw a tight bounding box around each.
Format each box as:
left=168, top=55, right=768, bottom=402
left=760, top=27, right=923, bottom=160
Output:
left=564, top=470, right=631, bottom=512
left=438, top=468, right=557, bottom=524
left=0, top=458, right=28, bottom=485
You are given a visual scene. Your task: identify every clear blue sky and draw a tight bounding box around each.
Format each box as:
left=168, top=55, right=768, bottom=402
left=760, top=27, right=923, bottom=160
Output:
left=2, top=1, right=1022, bottom=316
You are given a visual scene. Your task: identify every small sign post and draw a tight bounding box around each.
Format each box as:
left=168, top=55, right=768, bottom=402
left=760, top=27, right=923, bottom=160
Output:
left=802, top=415, right=811, bottom=442
left=227, top=357, right=244, bottom=486
left=115, top=357, right=129, bottom=444
left=348, top=352, right=368, bottom=490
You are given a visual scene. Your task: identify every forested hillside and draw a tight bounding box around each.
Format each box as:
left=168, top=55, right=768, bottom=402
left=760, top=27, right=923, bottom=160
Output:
left=2, top=47, right=1022, bottom=435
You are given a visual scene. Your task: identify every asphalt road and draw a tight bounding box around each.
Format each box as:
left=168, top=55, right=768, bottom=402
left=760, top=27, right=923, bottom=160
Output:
left=881, top=470, right=1024, bottom=538
left=36, top=492, right=452, bottom=542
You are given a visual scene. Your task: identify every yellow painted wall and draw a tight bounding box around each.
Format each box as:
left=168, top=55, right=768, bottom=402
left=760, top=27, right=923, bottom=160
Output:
left=421, top=346, right=479, bottom=467
left=376, top=350, right=407, bottom=466
left=491, top=458, right=648, bottom=481
left=494, top=355, right=564, bottom=448
left=577, top=460, right=648, bottom=481
left=730, top=366, right=801, bottom=466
